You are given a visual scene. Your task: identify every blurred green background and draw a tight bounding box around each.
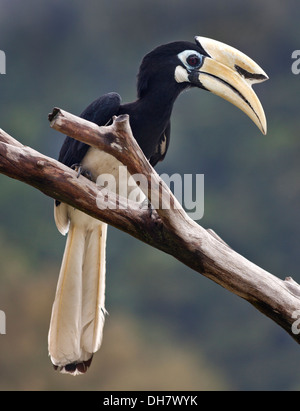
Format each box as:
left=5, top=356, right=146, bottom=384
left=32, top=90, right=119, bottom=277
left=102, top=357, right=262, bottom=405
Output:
left=0, top=0, right=300, bottom=391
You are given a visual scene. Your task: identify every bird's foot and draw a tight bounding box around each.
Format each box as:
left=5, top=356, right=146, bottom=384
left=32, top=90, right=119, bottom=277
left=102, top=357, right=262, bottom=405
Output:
left=139, top=198, right=155, bottom=217
left=71, top=163, right=93, bottom=180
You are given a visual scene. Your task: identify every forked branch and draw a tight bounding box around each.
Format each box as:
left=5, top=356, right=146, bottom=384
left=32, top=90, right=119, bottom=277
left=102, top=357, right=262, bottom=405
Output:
left=0, top=109, right=300, bottom=344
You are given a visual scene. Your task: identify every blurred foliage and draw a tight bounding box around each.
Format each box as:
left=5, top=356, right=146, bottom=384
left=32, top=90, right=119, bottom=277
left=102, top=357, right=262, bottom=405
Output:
left=0, top=0, right=300, bottom=391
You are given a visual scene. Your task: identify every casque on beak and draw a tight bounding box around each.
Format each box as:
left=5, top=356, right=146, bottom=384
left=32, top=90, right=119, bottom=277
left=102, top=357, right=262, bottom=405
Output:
left=193, top=36, right=268, bottom=135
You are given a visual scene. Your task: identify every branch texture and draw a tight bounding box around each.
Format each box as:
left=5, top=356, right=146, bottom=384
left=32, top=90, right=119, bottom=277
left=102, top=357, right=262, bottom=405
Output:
left=1, top=111, right=300, bottom=345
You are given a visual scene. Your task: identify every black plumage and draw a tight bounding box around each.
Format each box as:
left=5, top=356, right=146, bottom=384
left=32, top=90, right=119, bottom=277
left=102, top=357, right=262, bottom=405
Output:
left=49, top=37, right=268, bottom=375
left=58, top=41, right=205, bottom=171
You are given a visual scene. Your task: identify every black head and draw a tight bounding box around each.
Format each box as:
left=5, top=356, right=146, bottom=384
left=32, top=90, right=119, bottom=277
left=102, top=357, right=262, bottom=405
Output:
left=137, top=40, right=210, bottom=98
left=136, top=37, right=268, bottom=134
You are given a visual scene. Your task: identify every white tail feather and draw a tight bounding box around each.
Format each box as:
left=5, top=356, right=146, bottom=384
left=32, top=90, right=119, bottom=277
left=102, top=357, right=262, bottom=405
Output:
left=48, top=220, right=107, bottom=375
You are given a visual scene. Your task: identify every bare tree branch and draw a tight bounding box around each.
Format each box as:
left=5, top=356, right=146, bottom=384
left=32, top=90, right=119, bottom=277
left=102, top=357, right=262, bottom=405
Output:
left=1, top=110, right=300, bottom=345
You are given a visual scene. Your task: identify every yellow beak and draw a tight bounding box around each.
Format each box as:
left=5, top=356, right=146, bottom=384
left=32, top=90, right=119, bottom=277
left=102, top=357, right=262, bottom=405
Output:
left=194, top=36, right=268, bottom=134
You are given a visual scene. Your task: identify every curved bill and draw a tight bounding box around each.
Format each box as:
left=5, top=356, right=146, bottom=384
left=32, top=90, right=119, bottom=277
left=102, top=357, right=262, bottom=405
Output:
left=194, top=36, right=268, bottom=134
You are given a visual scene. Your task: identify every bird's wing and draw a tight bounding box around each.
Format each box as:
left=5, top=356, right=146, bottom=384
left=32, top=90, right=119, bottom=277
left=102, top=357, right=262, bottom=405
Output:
left=149, top=121, right=171, bottom=166
left=58, top=92, right=122, bottom=167
left=54, top=92, right=122, bottom=234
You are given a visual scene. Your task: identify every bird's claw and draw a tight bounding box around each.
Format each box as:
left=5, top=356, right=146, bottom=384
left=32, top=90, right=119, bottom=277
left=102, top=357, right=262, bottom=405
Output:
left=71, top=163, right=93, bottom=180
left=139, top=198, right=154, bottom=217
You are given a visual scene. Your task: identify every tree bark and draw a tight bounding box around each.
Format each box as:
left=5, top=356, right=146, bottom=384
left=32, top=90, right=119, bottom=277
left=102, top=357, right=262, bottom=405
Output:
left=0, top=109, right=300, bottom=344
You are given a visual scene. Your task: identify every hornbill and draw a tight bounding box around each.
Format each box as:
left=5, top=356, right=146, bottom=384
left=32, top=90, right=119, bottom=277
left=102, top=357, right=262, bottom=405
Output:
left=48, top=36, right=268, bottom=375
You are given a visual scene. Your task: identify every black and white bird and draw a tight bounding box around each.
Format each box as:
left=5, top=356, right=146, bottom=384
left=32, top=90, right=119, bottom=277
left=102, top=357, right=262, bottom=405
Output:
left=48, top=36, right=268, bottom=375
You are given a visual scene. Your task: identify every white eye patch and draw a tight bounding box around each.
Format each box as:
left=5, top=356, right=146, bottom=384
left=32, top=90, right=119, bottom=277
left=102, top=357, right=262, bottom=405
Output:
left=177, top=50, right=203, bottom=70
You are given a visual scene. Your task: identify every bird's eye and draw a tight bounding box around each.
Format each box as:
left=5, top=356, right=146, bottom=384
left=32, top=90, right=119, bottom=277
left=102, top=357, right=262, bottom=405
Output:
left=186, top=54, right=202, bottom=68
